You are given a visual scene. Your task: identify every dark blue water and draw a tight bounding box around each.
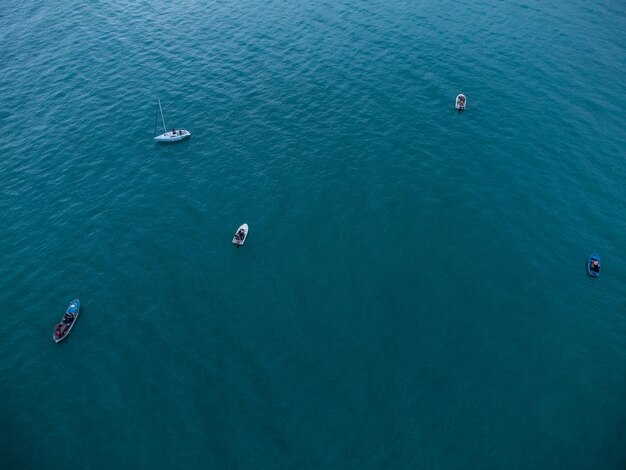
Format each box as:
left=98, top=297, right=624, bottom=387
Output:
left=1, top=0, right=625, bottom=468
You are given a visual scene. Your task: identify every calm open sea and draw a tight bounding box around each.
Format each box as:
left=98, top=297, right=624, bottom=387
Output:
left=1, top=0, right=625, bottom=468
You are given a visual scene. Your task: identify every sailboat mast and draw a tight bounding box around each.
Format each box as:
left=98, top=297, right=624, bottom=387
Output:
left=158, top=98, right=167, bottom=132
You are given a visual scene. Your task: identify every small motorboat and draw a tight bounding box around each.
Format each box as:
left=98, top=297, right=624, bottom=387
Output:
left=587, top=253, right=601, bottom=277
left=455, top=93, right=466, bottom=110
left=153, top=98, right=191, bottom=143
left=232, top=223, right=249, bottom=247
left=53, top=299, right=80, bottom=343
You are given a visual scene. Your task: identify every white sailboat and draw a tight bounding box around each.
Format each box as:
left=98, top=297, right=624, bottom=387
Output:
left=154, top=98, right=191, bottom=142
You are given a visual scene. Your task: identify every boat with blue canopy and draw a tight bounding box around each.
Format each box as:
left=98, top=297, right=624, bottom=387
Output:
left=53, top=299, right=80, bottom=343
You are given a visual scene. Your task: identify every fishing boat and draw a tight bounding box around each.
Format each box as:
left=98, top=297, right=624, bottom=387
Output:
left=154, top=98, right=191, bottom=142
left=455, top=93, right=466, bottom=110
left=587, top=253, right=601, bottom=277
left=232, top=224, right=249, bottom=247
left=53, top=299, right=80, bottom=343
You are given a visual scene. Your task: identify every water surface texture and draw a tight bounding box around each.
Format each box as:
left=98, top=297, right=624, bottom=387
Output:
left=1, top=0, right=625, bottom=468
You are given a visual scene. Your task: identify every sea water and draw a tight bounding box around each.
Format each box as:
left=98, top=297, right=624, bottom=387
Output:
left=0, top=1, right=625, bottom=468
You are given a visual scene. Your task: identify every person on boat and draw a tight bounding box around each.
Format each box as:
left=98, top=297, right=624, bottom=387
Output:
left=591, top=260, right=600, bottom=272
left=172, top=128, right=176, bottom=135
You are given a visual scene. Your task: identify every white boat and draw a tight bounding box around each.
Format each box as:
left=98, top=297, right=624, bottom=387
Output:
left=455, top=93, right=466, bottom=110
left=154, top=98, right=191, bottom=142
left=232, top=224, right=249, bottom=246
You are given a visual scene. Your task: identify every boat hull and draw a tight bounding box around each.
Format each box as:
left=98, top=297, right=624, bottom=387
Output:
left=154, top=130, right=191, bottom=142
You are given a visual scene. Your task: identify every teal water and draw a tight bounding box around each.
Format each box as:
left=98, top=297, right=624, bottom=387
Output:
left=1, top=0, right=625, bottom=468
